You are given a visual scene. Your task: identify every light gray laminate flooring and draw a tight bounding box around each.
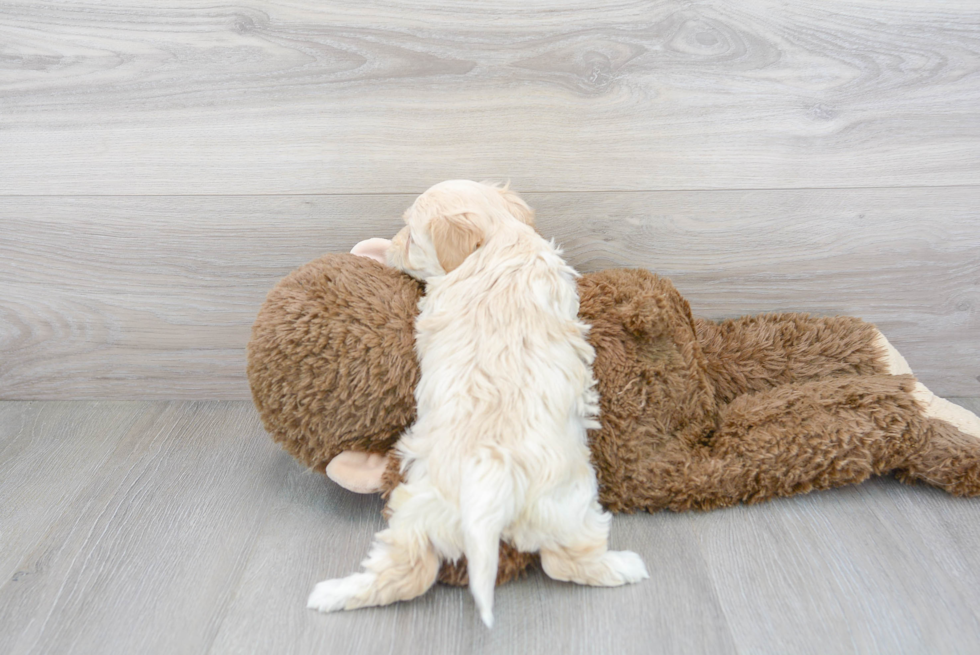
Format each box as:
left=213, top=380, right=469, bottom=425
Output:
left=2, top=399, right=980, bottom=655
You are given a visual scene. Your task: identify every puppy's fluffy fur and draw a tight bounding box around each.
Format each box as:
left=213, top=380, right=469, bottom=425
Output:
left=307, top=180, right=647, bottom=627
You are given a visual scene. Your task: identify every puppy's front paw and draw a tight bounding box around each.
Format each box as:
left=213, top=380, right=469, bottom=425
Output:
left=307, top=573, right=372, bottom=613
left=603, top=550, right=649, bottom=585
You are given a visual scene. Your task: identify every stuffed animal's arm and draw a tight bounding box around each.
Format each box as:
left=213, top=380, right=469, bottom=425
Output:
left=694, top=314, right=883, bottom=404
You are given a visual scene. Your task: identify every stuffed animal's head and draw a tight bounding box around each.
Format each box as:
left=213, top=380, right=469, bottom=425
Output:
left=387, top=180, right=536, bottom=279
left=247, top=253, right=424, bottom=474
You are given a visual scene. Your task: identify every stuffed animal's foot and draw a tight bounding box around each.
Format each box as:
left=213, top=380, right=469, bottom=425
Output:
left=874, top=329, right=914, bottom=376
left=874, top=329, right=980, bottom=440
left=912, top=383, right=980, bottom=440
left=541, top=548, right=649, bottom=587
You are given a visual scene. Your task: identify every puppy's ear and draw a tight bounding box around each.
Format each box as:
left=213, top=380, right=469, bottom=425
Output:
left=495, top=183, right=535, bottom=228
left=430, top=213, right=484, bottom=273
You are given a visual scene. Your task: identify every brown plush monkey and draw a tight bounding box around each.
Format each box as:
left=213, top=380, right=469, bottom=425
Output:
left=248, top=247, right=980, bottom=586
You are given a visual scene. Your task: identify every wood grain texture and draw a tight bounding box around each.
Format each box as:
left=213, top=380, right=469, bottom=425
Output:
left=2, top=188, right=977, bottom=399
left=1, top=0, right=979, bottom=194
left=1, top=400, right=980, bottom=654
left=0, top=401, right=279, bottom=655
left=697, top=473, right=980, bottom=654
left=0, top=401, right=153, bottom=587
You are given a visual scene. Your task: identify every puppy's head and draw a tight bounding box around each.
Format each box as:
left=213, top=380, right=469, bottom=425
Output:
left=387, top=180, right=535, bottom=280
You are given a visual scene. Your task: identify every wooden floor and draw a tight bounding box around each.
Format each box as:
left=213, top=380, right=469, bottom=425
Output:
left=2, top=399, right=980, bottom=655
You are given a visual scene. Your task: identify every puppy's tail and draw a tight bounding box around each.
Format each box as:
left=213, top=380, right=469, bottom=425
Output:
left=461, top=455, right=512, bottom=628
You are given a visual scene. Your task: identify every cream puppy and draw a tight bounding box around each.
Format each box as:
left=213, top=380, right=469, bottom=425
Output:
left=307, top=180, right=648, bottom=627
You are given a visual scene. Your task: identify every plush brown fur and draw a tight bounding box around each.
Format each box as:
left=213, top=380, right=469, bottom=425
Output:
left=249, top=255, right=422, bottom=472
left=248, top=253, right=980, bottom=586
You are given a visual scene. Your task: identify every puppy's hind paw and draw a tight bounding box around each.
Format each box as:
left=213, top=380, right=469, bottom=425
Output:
left=307, top=573, right=373, bottom=613
left=603, top=550, right=649, bottom=585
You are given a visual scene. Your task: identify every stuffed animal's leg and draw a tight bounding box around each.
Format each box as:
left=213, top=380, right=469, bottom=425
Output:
left=637, top=375, right=937, bottom=512
left=895, top=416, right=980, bottom=496
left=307, top=485, right=442, bottom=613
left=692, top=374, right=980, bottom=508
left=862, top=332, right=980, bottom=494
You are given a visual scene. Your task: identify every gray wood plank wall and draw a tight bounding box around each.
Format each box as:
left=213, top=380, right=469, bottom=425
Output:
left=1, top=1, right=978, bottom=399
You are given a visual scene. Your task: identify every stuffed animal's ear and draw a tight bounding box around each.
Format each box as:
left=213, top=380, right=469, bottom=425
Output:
left=429, top=212, right=484, bottom=273
left=493, top=182, right=536, bottom=228
left=325, top=451, right=389, bottom=494
left=350, top=238, right=392, bottom=264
